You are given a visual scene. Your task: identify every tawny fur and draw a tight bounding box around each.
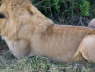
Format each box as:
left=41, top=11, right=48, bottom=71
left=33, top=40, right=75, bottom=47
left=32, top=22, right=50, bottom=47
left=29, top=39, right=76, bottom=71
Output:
left=88, top=19, right=95, bottom=28
left=0, top=0, right=95, bottom=62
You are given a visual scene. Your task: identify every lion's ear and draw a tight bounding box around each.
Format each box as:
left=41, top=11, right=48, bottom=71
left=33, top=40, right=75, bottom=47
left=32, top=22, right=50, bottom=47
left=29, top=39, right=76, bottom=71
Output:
left=26, top=4, right=39, bottom=16
left=26, top=4, right=44, bottom=17
left=27, top=5, right=34, bottom=15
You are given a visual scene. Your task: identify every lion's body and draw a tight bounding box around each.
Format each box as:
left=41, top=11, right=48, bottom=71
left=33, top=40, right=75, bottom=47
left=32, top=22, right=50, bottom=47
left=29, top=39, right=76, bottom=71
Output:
left=88, top=19, right=95, bottom=28
left=0, top=0, right=95, bottom=62
left=30, top=25, right=95, bottom=62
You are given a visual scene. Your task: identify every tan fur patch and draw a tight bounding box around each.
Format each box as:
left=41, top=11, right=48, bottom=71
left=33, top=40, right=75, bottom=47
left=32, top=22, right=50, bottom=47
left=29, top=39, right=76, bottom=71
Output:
left=88, top=19, right=95, bottom=28
left=0, top=0, right=95, bottom=62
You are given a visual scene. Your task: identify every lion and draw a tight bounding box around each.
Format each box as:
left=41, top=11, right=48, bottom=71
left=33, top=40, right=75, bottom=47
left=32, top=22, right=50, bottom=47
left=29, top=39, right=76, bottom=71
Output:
left=88, top=19, right=95, bottom=28
left=0, top=0, right=95, bottom=62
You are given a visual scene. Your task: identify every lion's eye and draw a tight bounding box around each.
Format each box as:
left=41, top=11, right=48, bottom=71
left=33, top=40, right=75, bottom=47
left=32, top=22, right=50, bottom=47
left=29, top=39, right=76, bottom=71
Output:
left=0, top=13, right=5, bottom=19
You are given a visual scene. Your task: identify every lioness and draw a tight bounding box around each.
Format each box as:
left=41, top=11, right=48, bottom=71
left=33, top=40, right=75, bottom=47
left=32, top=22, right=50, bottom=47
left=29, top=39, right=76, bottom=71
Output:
left=0, top=0, right=95, bottom=62
left=88, top=19, right=95, bottom=28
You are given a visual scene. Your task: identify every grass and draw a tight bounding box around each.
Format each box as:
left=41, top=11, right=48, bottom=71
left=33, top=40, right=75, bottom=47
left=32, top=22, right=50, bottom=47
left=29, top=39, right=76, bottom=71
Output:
left=0, top=49, right=95, bottom=72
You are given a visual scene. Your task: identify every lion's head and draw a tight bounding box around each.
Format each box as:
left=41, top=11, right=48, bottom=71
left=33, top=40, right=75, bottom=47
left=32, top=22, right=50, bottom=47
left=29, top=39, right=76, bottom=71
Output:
left=0, top=0, right=53, bottom=38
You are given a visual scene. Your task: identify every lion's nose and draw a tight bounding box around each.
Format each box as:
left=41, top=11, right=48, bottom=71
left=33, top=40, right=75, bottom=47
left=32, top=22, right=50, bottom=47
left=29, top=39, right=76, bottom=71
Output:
left=0, top=13, right=5, bottom=18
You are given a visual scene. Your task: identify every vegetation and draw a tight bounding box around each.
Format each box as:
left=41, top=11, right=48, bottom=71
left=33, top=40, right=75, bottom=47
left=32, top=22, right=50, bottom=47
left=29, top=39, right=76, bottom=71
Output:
left=0, top=54, right=95, bottom=72
left=32, top=0, right=95, bottom=26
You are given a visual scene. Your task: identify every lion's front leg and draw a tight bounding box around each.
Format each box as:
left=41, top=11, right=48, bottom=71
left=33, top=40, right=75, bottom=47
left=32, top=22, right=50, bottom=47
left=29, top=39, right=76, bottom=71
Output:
left=3, top=38, right=30, bottom=59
